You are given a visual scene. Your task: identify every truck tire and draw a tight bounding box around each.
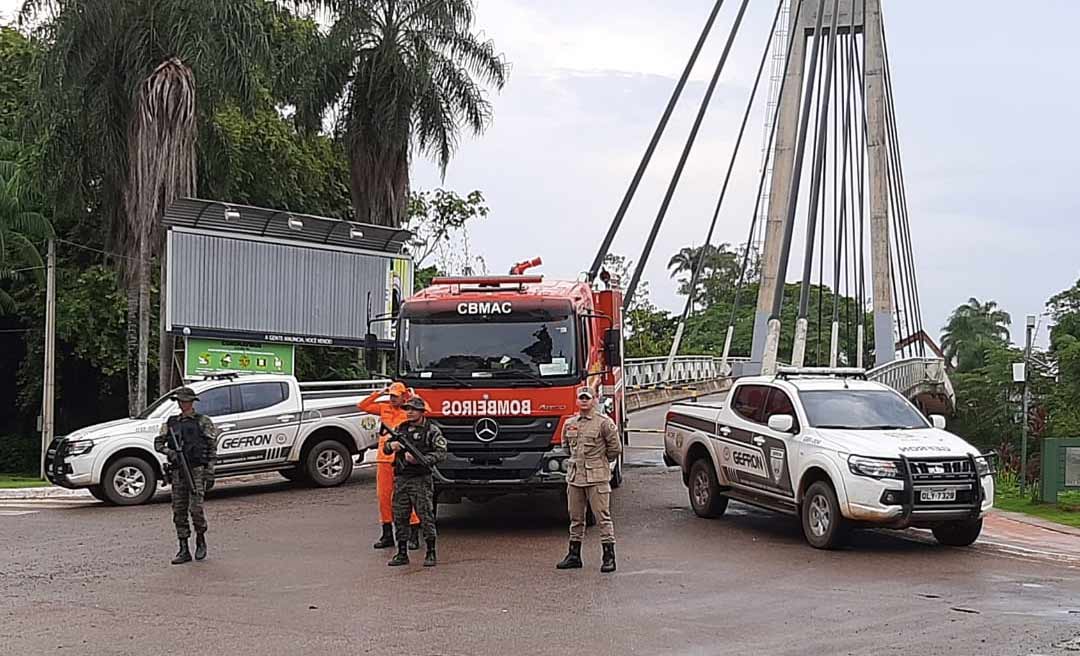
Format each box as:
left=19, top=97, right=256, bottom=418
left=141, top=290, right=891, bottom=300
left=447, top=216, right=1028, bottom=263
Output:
left=801, top=481, right=847, bottom=549
left=688, top=459, right=728, bottom=519
left=931, top=519, right=983, bottom=547
left=304, top=440, right=353, bottom=487
left=610, top=454, right=624, bottom=489
left=102, top=456, right=158, bottom=506
left=88, top=485, right=113, bottom=504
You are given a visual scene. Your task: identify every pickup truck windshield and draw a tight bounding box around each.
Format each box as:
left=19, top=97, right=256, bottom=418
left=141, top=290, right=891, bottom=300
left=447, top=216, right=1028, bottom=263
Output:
left=400, top=314, right=577, bottom=381
left=800, top=390, right=929, bottom=430
left=135, top=392, right=177, bottom=419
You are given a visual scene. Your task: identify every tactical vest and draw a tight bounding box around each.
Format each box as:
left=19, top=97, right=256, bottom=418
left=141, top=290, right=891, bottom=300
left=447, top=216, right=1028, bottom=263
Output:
left=169, top=415, right=210, bottom=466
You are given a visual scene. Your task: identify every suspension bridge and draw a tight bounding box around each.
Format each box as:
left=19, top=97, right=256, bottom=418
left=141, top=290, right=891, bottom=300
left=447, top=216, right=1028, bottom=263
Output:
left=598, top=0, right=951, bottom=414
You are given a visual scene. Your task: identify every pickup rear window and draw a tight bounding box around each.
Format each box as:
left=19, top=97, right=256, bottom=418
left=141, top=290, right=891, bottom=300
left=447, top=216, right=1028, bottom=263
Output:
left=239, top=382, right=289, bottom=412
left=800, top=390, right=928, bottom=430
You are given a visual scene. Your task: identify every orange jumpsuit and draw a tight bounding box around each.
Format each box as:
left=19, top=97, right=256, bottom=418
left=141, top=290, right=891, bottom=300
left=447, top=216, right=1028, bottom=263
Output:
left=358, top=391, right=419, bottom=526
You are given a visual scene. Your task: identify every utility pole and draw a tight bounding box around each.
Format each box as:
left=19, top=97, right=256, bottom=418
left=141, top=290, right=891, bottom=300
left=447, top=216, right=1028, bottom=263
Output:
left=1019, top=313, right=1035, bottom=495
left=40, top=239, right=56, bottom=480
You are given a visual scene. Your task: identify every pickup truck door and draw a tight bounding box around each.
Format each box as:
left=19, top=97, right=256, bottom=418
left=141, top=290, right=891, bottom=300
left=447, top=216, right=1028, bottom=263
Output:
left=215, top=381, right=300, bottom=469
left=720, top=384, right=796, bottom=498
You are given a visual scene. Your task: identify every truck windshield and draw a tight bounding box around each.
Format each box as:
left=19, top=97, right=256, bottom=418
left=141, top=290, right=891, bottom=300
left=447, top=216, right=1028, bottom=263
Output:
left=800, top=390, right=929, bottom=430
left=135, top=391, right=178, bottom=419
left=400, top=314, right=578, bottom=381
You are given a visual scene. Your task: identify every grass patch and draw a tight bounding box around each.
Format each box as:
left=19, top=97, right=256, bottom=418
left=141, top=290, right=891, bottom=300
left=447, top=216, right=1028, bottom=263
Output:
left=995, top=478, right=1080, bottom=529
left=0, top=474, right=50, bottom=489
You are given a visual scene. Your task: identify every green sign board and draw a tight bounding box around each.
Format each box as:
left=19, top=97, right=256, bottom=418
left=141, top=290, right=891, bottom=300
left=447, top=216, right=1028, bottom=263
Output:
left=185, top=338, right=294, bottom=377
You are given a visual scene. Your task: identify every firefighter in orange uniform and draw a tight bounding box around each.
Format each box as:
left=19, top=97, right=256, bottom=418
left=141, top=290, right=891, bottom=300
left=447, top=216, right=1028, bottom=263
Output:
left=358, top=382, right=421, bottom=550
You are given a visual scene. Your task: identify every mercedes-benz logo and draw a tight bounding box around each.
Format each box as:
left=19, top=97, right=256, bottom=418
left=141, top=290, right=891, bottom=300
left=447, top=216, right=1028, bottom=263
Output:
left=474, top=417, right=499, bottom=442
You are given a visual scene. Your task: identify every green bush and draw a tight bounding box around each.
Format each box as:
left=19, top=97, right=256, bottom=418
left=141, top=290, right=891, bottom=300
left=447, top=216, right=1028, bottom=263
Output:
left=0, top=434, right=39, bottom=474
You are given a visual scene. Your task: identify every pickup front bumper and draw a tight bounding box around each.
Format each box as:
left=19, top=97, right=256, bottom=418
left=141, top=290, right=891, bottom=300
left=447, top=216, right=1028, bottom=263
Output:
left=43, top=439, right=93, bottom=488
left=844, top=453, right=995, bottom=528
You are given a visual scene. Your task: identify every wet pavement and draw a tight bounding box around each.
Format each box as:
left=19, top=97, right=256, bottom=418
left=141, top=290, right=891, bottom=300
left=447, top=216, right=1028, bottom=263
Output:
left=1, top=398, right=1078, bottom=655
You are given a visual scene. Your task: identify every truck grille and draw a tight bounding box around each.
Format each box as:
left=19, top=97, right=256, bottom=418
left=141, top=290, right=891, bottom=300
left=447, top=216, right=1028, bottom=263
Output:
left=433, top=416, right=560, bottom=451
left=907, top=458, right=976, bottom=483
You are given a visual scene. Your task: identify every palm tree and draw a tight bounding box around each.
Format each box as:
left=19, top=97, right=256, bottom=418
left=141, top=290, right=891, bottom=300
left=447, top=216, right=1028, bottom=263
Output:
left=304, top=0, right=508, bottom=227
left=0, top=139, right=52, bottom=313
left=23, top=0, right=271, bottom=411
left=941, top=297, right=1011, bottom=372
left=668, top=243, right=740, bottom=308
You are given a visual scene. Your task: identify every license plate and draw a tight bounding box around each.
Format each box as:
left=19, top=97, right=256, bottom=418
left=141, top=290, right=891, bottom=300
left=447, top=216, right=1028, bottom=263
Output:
left=920, top=488, right=956, bottom=502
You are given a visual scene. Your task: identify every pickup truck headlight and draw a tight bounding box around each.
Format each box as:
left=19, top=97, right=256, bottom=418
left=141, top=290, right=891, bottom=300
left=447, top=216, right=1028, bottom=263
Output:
left=974, top=454, right=996, bottom=477
left=848, top=455, right=903, bottom=480
left=66, top=439, right=95, bottom=457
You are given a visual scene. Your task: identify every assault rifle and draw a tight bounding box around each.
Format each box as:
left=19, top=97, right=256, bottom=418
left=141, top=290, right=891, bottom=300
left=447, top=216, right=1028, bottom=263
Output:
left=380, top=423, right=434, bottom=471
left=166, top=422, right=198, bottom=492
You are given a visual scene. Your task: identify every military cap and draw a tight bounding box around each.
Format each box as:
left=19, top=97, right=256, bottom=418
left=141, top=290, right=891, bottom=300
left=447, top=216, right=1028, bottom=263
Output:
left=172, top=387, right=199, bottom=402
left=403, top=396, right=428, bottom=411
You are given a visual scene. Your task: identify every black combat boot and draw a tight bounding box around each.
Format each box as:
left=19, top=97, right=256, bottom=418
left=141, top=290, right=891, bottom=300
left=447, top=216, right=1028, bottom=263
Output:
left=194, top=533, right=207, bottom=561
left=388, top=541, right=410, bottom=566
left=555, top=541, right=583, bottom=569
left=171, top=539, right=192, bottom=565
left=373, top=523, right=395, bottom=549
left=408, top=525, right=421, bottom=551
left=423, top=538, right=437, bottom=567
left=600, top=543, right=616, bottom=573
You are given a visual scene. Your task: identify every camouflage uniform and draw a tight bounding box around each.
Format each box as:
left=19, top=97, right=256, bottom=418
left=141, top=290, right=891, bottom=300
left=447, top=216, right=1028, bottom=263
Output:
left=155, top=412, right=219, bottom=540
left=383, top=419, right=447, bottom=542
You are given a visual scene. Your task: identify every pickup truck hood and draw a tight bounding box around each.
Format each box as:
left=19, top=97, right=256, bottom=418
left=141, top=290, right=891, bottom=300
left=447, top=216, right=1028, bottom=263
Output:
left=814, top=427, right=978, bottom=459
left=65, top=417, right=160, bottom=442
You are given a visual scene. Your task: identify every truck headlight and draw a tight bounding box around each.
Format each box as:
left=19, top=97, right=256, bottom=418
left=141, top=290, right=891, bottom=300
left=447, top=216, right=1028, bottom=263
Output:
left=848, top=455, right=902, bottom=480
left=974, top=454, right=995, bottom=477
left=66, top=439, right=95, bottom=457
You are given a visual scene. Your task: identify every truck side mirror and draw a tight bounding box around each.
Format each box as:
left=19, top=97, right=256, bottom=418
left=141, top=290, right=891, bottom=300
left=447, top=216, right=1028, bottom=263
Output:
left=930, top=414, right=946, bottom=430
left=364, top=333, right=379, bottom=372
left=603, top=328, right=622, bottom=367
left=767, top=414, right=795, bottom=433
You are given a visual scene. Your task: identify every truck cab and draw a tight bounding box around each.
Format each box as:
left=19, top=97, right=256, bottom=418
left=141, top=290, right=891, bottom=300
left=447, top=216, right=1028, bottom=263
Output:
left=664, top=369, right=995, bottom=549
left=393, top=271, right=625, bottom=506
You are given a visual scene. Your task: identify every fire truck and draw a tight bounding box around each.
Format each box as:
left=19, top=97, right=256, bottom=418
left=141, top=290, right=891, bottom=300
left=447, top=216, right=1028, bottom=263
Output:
left=376, top=258, right=626, bottom=510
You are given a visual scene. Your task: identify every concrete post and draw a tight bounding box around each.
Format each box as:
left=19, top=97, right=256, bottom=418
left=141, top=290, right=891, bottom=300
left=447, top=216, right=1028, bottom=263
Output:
left=751, top=11, right=807, bottom=371
left=863, top=0, right=894, bottom=366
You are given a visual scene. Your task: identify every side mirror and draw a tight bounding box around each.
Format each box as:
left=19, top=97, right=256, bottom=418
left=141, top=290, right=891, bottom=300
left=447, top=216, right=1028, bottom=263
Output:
left=603, top=328, right=622, bottom=368
left=364, top=333, right=379, bottom=372
left=930, top=414, right=946, bottom=430
left=767, top=414, right=795, bottom=433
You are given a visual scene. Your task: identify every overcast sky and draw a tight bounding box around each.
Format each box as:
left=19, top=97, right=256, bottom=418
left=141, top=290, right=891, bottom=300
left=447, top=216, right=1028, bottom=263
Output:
left=3, top=0, right=1077, bottom=347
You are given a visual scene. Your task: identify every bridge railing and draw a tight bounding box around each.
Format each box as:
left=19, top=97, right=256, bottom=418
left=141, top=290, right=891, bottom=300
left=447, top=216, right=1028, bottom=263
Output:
left=866, top=357, right=955, bottom=408
left=624, top=356, right=749, bottom=388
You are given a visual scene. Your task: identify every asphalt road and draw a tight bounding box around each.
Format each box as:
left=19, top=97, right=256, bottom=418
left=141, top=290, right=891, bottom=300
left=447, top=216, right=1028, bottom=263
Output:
left=2, top=397, right=1079, bottom=655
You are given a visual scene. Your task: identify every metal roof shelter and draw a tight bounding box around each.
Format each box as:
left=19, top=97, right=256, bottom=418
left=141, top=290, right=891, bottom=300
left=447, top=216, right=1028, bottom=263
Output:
left=162, top=197, right=411, bottom=253
left=163, top=198, right=413, bottom=349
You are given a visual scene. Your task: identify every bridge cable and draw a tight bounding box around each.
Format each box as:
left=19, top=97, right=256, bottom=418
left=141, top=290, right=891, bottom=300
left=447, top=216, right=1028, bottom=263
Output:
left=720, top=0, right=808, bottom=355
left=851, top=0, right=869, bottom=365
left=587, top=0, right=728, bottom=283
left=663, top=0, right=787, bottom=376
left=814, top=33, right=829, bottom=366
left=831, top=18, right=859, bottom=367
left=621, top=0, right=753, bottom=313
left=792, top=0, right=842, bottom=366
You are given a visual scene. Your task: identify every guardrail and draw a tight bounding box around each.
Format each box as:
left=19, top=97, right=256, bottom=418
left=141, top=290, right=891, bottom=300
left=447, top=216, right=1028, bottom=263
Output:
left=866, top=357, right=955, bottom=407
left=624, top=356, right=750, bottom=388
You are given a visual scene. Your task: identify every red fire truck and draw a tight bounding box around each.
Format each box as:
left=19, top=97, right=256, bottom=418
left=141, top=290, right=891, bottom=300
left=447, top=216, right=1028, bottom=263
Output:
left=385, top=259, right=625, bottom=509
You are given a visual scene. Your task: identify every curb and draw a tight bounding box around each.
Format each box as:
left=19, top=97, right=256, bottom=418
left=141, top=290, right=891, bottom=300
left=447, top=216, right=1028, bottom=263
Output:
left=990, top=509, right=1080, bottom=538
left=0, top=485, right=94, bottom=500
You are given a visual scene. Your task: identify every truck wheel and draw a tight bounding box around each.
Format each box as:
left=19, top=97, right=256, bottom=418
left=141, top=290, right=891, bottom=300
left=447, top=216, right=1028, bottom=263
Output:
left=305, top=440, right=353, bottom=487
left=931, top=519, right=983, bottom=547
left=688, top=459, right=728, bottom=519
left=102, top=456, right=158, bottom=506
left=88, top=485, right=113, bottom=504
left=610, top=454, right=624, bottom=489
left=801, top=481, right=847, bottom=549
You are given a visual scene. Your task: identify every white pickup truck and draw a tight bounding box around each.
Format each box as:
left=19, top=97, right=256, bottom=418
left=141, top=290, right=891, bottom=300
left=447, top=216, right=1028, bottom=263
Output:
left=664, top=370, right=995, bottom=549
left=45, top=374, right=387, bottom=505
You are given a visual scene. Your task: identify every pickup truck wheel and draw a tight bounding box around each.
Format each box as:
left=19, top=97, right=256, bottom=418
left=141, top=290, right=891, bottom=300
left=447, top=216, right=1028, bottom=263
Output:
left=305, top=440, right=353, bottom=487
left=801, top=481, right=847, bottom=549
left=102, top=457, right=158, bottom=506
left=688, top=459, right=728, bottom=518
left=610, top=455, right=624, bottom=489
left=88, top=485, right=113, bottom=504
left=931, top=519, right=983, bottom=547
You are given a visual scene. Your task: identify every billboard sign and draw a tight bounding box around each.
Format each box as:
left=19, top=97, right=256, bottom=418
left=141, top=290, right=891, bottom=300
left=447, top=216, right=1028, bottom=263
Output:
left=185, top=338, right=295, bottom=377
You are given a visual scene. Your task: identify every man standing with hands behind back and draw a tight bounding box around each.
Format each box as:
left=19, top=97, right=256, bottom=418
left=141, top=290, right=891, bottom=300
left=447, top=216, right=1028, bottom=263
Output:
left=556, top=386, right=621, bottom=573
left=358, top=382, right=421, bottom=550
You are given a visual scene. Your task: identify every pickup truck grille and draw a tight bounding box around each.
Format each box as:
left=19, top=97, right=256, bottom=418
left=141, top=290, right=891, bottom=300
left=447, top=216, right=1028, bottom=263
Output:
left=907, top=458, right=976, bottom=483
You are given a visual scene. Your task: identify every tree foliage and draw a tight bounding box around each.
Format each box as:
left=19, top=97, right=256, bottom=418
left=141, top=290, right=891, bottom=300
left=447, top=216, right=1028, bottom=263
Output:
left=940, top=297, right=1011, bottom=372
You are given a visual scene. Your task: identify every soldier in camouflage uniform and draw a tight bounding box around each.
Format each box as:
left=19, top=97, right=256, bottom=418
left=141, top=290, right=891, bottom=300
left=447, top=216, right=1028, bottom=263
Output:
left=154, top=387, right=219, bottom=565
left=384, top=396, right=447, bottom=567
